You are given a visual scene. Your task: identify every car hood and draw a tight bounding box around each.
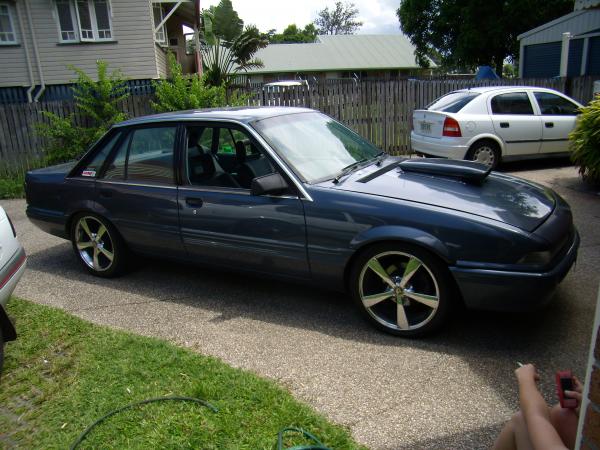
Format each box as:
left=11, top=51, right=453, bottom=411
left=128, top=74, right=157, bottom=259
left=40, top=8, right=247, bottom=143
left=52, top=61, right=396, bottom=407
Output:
left=327, top=161, right=555, bottom=232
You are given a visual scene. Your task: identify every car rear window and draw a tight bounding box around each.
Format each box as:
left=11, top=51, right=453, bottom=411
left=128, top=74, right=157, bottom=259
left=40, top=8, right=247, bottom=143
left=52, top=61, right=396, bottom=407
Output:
left=427, top=92, right=480, bottom=113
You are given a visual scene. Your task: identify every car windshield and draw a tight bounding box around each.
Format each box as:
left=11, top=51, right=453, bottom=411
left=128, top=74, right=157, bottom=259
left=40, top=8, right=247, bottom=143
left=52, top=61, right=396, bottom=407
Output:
left=427, top=92, right=480, bottom=113
left=252, top=112, right=382, bottom=183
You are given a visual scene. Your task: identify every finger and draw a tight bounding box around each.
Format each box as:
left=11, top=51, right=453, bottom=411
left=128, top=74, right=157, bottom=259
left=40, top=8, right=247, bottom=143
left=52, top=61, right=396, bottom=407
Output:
left=565, top=390, right=582, bottom=400
left=573, top=376, right=584, bottom=392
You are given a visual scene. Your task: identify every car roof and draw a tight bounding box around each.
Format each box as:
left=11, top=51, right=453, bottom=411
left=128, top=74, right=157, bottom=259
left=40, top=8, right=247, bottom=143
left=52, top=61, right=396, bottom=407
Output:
left=115, top=106, right=315, bottom=127
left=451, top=86, right=564, bottom=94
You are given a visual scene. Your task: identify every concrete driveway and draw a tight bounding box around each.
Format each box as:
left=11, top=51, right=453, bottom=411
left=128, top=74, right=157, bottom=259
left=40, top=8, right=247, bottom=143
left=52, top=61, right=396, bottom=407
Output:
left=4, top=161, right=599, bottom=449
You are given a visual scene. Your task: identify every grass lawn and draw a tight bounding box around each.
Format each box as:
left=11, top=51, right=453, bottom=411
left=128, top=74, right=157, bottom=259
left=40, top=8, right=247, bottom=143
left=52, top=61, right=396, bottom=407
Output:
left=1, top=299, right=366, bottom=449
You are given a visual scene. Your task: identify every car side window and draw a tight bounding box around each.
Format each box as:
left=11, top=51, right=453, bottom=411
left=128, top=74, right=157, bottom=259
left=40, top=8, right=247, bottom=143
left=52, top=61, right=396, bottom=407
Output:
left=76, top=131, right=121, bottom=178
left=127, top=127, right=176, bottom=184
left=185, top=125, right=277, bottom=190
left=103, top=126, right=176, bottom=183
left=491, top=92, right=534, bottom=115
left=534, top=92, right=580, bottom=116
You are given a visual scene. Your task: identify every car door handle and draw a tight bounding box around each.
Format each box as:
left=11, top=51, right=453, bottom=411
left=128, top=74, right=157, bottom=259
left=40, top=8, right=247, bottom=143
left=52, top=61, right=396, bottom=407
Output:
left=185, top=197, right=203, bottom=207
left=545, top=122, right=554, bottom=128
left=499, top=122, right=510, bottom=128
left=99, top=189, right=113, bottom=198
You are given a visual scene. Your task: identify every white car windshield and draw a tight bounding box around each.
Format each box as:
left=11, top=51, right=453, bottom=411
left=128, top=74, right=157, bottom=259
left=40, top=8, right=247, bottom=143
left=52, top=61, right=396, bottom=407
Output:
left=252, top=112, right=382, bottom=183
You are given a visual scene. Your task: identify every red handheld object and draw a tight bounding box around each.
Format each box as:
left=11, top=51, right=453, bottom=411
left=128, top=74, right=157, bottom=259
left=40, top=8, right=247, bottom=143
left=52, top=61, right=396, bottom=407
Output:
left=556, top=370, right=577, bottom=409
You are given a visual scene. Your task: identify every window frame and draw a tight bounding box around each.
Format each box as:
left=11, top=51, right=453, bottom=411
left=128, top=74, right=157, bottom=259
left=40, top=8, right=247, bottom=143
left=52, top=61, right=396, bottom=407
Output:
left=533, top=91, right=581, bottom=116
left=489, top=91, right=535, bottom=116
left=54, top=0, right=79, bottom=43
left=180, top=121, right=295, bottom=195
left=76, top=0, right=113, bottom=42
left=56, top=0, right=113, bottom=43
left=0, top=2, right=18, bottom=45
left=153, top=3, right=167, bottom=45
left=98, top=123, right=181, bottom=186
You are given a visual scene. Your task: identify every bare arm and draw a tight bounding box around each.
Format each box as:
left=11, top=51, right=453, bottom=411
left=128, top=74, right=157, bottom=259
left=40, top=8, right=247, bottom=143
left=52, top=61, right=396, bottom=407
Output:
left=516, top=365, right=568, bottom=450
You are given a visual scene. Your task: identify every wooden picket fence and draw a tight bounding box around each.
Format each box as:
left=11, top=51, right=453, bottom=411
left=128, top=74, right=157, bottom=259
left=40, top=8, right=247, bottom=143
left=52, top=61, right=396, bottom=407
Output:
left=0, top=76, right=597, bottom=175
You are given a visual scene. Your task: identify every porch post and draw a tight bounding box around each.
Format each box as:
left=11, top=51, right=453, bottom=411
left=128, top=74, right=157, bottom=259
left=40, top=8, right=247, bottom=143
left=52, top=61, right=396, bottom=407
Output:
left=195, top=0, right=202, bottom=76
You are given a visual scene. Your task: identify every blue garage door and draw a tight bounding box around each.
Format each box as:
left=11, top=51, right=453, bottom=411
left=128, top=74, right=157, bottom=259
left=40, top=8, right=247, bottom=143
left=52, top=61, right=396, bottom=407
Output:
left=587, top=36, right=600, bottom=75
left=523, top=42, right=561, bottom=78
left=568, top=39, right=584, bottom=76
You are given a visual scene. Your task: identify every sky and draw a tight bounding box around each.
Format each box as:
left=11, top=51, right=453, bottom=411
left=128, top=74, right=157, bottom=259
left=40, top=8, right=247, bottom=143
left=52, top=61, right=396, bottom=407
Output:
left=197, top=0, right=403, bottom=35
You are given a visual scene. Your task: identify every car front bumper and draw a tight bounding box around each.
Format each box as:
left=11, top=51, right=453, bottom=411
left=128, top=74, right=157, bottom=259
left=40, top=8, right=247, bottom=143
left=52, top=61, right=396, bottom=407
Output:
left=410, top=132, right=469, bottom=160
left=0, top=245, right=27, bottom=308
left=450, top=230, right=579, bottom=311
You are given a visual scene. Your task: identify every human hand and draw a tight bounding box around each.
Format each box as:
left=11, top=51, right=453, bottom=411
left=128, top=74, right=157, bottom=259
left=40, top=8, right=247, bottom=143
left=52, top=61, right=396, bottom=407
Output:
left=515, top=363, right=540, bottom=384
left=565, top=375, right=583, bottom=415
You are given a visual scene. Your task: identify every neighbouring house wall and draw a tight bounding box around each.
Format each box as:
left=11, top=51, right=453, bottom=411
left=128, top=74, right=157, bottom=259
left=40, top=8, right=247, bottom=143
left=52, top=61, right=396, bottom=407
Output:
left=155, top=44, right=168, bottom=78
left=0, top=0, right=158, bottom=88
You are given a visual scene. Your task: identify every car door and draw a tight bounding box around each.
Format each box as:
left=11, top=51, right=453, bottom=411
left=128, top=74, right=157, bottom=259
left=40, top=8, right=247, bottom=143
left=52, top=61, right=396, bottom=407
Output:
left=489, top=91, right=542, bottom=157
left=95, top=123, right=184, bottom=258
left=178, top=122, right=309, bottom=279
left=533, top=91, right=580, bottom=154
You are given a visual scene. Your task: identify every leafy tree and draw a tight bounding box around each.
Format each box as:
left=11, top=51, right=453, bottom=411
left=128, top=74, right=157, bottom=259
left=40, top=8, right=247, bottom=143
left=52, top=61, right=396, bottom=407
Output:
left=315, top=2, right=362, bottom=35
left=269, top=24, right=318, bottom=43
left=205, top=0, right=243, bottom=43
left=37, top=61, right=129, bottom=165
left=397, top=0, right=573, bottom=76
left=569, top=95, right=600, bottom=184
left=152, top=53, right=247, bottom=112
left=200, top=7, right=268, bottom=87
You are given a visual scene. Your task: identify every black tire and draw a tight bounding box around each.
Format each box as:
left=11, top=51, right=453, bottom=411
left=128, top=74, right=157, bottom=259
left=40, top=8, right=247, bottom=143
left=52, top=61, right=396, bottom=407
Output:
left=71, top=213, right=128, bottom=278
left=466, top=140, right=501, bottom=169
left=349, top=242, right=454, bottom=337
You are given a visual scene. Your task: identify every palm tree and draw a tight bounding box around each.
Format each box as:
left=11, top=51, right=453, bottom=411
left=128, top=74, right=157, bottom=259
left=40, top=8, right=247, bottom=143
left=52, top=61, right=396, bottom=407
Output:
left=200, top=11, right=268, bottom=87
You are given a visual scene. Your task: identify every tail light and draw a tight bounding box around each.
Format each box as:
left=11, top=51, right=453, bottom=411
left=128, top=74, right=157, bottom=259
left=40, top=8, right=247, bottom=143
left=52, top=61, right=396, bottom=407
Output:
left=442, top=116, right=462, bottom=137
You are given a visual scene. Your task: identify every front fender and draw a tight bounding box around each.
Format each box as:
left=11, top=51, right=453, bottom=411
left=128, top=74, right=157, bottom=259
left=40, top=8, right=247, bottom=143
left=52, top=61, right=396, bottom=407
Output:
left=349, top=225, right=452, bottom=263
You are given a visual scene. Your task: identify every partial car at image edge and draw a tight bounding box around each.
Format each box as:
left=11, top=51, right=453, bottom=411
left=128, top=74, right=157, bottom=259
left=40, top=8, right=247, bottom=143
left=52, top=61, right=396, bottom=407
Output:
left=411, top=86, right=583, bottom=169
left=0, top=205, right=27, bottom=374
left=25, top=107, right=579, bottom=337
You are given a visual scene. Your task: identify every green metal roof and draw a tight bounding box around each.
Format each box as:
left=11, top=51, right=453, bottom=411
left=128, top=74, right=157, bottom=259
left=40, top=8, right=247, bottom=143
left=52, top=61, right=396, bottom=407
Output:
left=247, top=34, right=433, bottom=74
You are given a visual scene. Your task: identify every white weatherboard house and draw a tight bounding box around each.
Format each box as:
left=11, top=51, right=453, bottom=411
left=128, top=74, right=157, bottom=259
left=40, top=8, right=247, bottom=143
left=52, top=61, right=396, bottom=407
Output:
left=0, top=0, right=200, bottom=102
left=518, top=0, right=600, bottom=78
left=244, top=34, right=434, bottom=83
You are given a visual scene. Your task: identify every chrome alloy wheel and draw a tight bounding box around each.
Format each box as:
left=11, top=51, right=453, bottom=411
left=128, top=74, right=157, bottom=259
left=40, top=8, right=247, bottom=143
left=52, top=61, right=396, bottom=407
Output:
left=74, top=216, right=115, bottom=272
left=471, top=145, right=496, bottom=167
left=358, top=251, right=440, bottom=331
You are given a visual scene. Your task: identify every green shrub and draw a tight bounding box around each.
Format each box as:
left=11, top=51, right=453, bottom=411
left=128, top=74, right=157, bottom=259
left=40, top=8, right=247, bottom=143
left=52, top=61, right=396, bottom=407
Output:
left=570, top=94, right=600, bottom=184
left=37, top=61, right=129, bottom=165
left=152, top=53, right=247, bottom=112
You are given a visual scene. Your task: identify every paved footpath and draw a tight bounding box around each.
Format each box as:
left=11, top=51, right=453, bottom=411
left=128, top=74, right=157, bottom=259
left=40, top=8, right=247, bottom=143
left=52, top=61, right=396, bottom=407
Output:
left=4, top=162, right=599, bottom=449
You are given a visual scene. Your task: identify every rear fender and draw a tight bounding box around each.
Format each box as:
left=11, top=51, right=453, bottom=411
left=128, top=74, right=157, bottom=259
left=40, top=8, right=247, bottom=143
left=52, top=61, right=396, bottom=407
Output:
left=467, top=134, right=505, bottom=155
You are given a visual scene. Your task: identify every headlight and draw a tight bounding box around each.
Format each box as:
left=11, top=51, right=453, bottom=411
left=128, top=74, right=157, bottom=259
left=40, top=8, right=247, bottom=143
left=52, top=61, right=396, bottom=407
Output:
left=517, top=251, right=552, bottom=265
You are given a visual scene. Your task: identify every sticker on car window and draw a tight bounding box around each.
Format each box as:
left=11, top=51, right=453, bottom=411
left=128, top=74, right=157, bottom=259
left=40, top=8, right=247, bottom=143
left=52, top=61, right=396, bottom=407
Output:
left=82, top=169, right=96, bottom=177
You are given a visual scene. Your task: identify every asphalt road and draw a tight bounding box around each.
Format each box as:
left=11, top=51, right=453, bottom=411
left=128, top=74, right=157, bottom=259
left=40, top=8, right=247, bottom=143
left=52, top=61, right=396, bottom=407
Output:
left=4, top=161, right=599, bottom=449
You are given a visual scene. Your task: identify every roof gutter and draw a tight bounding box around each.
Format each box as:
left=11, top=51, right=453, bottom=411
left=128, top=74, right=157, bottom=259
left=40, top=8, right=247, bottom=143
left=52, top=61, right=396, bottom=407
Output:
left=15, top=1, right=35, bottom=102
left=24, top=0, right=45, bottom=102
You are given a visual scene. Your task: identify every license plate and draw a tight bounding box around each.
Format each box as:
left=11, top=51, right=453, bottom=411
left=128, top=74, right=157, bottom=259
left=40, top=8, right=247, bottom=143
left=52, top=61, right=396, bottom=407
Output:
left=420, top=121, right=432, bottom=133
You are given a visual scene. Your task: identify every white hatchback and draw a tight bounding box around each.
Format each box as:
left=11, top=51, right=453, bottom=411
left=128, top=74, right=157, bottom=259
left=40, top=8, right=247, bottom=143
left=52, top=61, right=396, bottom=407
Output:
left=410, top=86, right=583, bottom=168
left=0, top=205, right=26, bottom=371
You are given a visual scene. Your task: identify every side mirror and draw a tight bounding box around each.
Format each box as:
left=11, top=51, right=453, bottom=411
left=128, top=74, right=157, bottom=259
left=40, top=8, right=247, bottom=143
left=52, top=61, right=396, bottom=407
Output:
left=251, top=173, right=289, bottom=196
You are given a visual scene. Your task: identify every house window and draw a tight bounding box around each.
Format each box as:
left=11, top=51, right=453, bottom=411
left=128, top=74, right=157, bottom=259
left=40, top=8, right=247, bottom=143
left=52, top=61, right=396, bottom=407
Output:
left=56, top=0, right=113, bottom=42
left=0, top=2, right=17, bottom=44
left=153, top=4, right=167, bottom=44
left=76, top=0, right=112, bottom=41
left=55, top=1, right=78, bottom=42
